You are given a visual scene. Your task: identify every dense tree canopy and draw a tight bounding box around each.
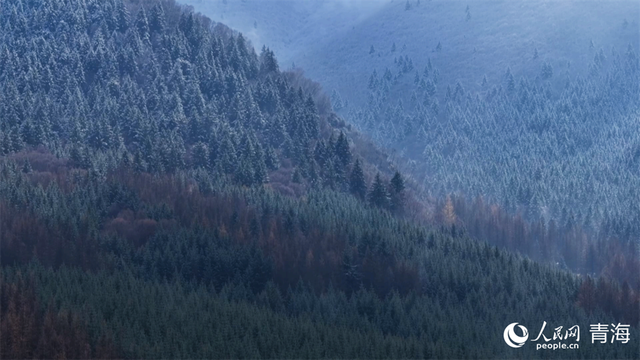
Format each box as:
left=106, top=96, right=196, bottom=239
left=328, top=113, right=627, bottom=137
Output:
left=0, top=0, right=637, bottom=359
left=346, top=38, right=640, bottom=282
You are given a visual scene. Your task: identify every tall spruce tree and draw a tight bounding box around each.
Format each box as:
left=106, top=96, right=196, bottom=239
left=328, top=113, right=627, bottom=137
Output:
left=368, top=173, right=389, bottom=209
left=334, top=132, right=351, bottom=167
left=389, top=171, right=405, bottom=213
left=350, top=159, right=367, bottom=200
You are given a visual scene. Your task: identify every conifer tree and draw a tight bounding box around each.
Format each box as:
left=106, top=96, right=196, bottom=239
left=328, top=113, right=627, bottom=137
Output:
left=350, top=159, right=367, bottom=200
left=264, top=146, right=279, bottom=170
left=192, top=142, right=210, bottom=169
left=368, top=70, right=378, bottom=90
left=368, top=173, right=389, bottom=209
left=21, top=159, right=32, bottom=174
left=259, top=46, right=279, bottom=74
left=116, top=1, right=130, bottom=32
left=334, top=132, right=351, bottom=167
left=135, top=7, right=150, bottom=44
left=292, top=167, right=302, bottom=183
left=389, top=171, right=405, bottom=213
left=149, top=3, right=166, bottom=35
left=541, top=61, right=553, bottom=79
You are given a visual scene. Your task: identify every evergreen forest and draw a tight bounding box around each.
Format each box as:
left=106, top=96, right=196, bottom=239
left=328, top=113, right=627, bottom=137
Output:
left=0, top=0, right=638, bottom=358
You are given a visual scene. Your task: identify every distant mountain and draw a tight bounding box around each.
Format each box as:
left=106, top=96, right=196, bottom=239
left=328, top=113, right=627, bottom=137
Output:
left=179, top=0, right=639, bottom=106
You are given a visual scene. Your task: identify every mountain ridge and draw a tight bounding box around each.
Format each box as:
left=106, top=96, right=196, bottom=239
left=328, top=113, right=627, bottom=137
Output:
left=180, top=0, right=639, bottom=107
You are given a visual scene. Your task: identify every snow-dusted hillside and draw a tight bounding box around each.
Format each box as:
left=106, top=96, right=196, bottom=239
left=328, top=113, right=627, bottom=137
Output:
left=178, top=0, right=386, bottom=66
left=179, top=0, right=639, bottom=107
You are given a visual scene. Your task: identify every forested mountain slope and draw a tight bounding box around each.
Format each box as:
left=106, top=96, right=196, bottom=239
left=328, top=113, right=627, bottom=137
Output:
left=182, top=0, right=640, bottom=281
left=353, top=41, right=640, bottom=238
left=0, top=0, right=638, bottom=359
left=346, top=15, right=640, bottom=282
